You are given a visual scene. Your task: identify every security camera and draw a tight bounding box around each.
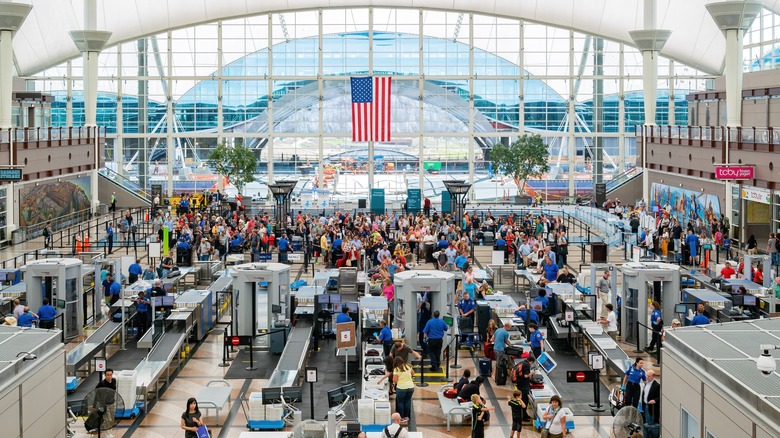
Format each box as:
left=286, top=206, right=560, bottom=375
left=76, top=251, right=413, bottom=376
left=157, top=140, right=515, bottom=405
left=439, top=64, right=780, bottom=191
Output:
left=757, top=347, right=777, bottom=376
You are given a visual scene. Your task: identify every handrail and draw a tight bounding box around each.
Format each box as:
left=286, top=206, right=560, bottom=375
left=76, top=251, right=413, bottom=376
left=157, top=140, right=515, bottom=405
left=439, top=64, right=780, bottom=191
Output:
left=19, top=207, right=94, bottom=239
left=605, top=167, right=641, bottom=191
left=98, top=167, right=151, bottom=200
left=641, top=125, right=780, bottom=146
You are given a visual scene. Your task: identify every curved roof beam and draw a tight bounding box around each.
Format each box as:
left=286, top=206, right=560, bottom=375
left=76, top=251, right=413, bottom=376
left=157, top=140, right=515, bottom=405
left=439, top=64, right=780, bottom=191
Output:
left=12, top=1, right=778, bottom=76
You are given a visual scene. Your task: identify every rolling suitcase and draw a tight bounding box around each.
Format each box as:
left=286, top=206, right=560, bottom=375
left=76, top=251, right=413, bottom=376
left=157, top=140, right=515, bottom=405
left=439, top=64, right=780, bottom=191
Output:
left=479, top=358, right=492, bottom=376
left=495, top=355, right=508, bottom=385
left=484, top=342, right=495, bottom=360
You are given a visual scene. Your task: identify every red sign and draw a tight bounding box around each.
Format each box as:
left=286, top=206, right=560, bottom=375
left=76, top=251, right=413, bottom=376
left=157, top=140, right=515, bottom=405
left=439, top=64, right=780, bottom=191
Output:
left=714, top=165, right=754, bottom=180
left=575, top=372, right=586, bottom=382
left=231, top=336, right=240, bottom=346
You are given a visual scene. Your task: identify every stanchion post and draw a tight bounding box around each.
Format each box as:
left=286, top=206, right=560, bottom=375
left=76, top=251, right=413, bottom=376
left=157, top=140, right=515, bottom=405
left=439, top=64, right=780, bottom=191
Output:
left=633, top=321, right=644, bottom=354
left=451, top=338, right=461, bottom=369
left=417, top=356, right=428, bottom=387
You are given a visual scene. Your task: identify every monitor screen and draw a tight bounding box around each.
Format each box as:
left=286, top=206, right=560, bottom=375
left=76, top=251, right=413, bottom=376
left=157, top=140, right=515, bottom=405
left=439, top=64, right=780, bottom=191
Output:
left=55, top=299, right=66, bottom=309
left=329, top=294, right=341, bottom=305
left=341, top=382, right=356, bottom=399
left=282, top=386, right=303, bottom=403
left=530, top=300, right=543, bottom=311
left=732, top=294, right=744, bottom=306
left=0, top=272, right=7, bottom=281
left=271, top=304, right=282, bottom=314
left=442, top=315, right=453, bottom=326
left=345, top=302, right=358, bottom=313
left=537, top=351, right=558, bottom=373
left=262, top=387, right=282, bottom=405
left=153, top=296, right=175, bottom=307
left=317, top=294, right=329, bottom=304
left=163, top=282, right=174, bottom=293
left=674, top=304, right=688, bottom=314
left=327, top=388, right=345, bottom=408
left=743, top=295, right=757, bottom=307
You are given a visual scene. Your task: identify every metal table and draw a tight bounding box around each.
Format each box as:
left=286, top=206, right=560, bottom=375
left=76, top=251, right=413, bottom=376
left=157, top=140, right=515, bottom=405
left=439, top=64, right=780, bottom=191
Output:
left=197, top=379, right=233, bottom=426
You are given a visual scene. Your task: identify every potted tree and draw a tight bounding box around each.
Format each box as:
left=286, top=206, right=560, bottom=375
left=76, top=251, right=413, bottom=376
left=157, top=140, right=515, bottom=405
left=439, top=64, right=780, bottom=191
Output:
left=208, top=140, right=258, bottom=207
left=489, top=134, right=550, bottom=205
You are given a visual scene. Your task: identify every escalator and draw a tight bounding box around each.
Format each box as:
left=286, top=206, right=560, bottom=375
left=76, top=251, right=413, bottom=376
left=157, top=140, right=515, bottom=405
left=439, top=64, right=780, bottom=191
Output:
left=98, top=168, right=151, bottom=208
left=605, top=167, right=643, bottom=201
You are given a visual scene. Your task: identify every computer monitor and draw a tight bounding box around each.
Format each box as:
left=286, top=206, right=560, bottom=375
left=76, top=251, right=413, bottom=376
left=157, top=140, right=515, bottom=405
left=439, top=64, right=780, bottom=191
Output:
left=442, top=315, right=453, bottom=326
left=732, top=294, right=744, bottom=306
left=271, top=304, right=282, bottom=314
left=536, top=351, right=558, bottom=373
left=317, top=294, right=329, bottom=304
left=530, top=300, right=543, bottom=311
left=0, top=272, right=7, bottom=282
left=675, top=304, right=688, bottom=314
left=329, top=294, right=341, bottom=305
left=55, top=299, right=66, bottom=309
left=345, top=302, right=358, bottom=313
left=327, top=387, right=346, bottom=408
left=262, top=387, right=283, bottom=405
left=743, top=295, right=757, bottom=307
left=153, top=296, right=175, bottom=307
left=163, top=282, right=174, bottom=294
left=341, top=382, right=356, bottom=399
left=281, top=386, right=303, bottom=404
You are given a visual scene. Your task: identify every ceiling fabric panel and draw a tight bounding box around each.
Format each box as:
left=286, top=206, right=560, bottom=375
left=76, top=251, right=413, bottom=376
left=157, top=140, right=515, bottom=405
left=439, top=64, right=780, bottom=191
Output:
left=8, top=0, right=777, bottom=76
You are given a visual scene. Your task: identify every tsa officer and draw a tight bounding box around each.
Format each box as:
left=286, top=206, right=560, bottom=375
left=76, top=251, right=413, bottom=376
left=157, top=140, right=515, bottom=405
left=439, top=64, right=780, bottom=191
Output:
left=457, top=292, right=476, bottom=330
left=375, top=319, right=394, bottom=357
left=528, top=323, right=545, bottom=359
left=621, top=357, right=647, bottom=408
left=37, top=298, right=57, bottom=329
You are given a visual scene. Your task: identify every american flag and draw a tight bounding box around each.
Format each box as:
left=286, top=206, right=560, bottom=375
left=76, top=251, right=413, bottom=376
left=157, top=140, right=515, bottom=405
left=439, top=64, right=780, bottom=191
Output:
left=351, top=76, right=392, bottom=142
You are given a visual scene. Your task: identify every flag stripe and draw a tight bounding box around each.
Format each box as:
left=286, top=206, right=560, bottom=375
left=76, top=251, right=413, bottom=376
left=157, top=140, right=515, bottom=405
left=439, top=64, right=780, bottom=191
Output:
left=350, top=76, right=391, bottom=142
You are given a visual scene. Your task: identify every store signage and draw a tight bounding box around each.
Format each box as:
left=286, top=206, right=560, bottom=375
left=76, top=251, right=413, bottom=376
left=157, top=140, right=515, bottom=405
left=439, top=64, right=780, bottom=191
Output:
left=741, top=187, right=771, bottom=204
left=0, top=168, right=22, bottom=181
left=714, top=165, right=754, bottom=180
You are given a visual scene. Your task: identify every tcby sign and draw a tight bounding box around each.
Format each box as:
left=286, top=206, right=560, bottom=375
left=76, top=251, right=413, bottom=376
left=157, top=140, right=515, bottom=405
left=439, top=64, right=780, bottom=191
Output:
left=714, top=166, right=754, bottom=180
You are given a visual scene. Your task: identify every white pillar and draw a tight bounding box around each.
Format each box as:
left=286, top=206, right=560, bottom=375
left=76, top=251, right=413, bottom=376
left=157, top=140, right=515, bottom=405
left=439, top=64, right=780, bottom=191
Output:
left=0, top=29, right=12, bottom=129
left=0, top=2, right=32, bottom=129
left=467, top=13, right=475, bottom=199
left=630, top=29, right=671, bottom=204
left=266, top=14, right=274, bottom=185
left=706, top=1, right=762, bottom=231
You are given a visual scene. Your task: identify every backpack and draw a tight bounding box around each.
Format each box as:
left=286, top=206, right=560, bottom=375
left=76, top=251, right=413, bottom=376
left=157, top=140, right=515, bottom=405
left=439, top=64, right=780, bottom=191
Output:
left=384, top=425, right=403, bottom=438
left=775, top=239, right=780, bottom=252
left=443, top=388, right=458, bottom=399
left=511, top=363, right=523, bottom=384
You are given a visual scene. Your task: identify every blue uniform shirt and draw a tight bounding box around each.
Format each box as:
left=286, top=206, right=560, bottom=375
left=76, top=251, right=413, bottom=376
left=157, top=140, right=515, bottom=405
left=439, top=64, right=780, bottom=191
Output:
left=650, top=309, right=662, bottom=326
left=624, top=365, right=647, bottom=384
left=515, top=308, right=539, bottom=324
left=492, top=328, right=509, bottom=352
left=690, top=314, right=709, bottom=326
left=530, top=330, right=544, bottom=348
left=378, top=325, right=393, bottom=342
left=18, top=313, right=37, bottom=327
left=458, top=298, right=476, bottom=316
left=536, top=296, right=549, bottom=309
left=336, top=313, right=352, bottom=323
left=110, top=281, right=122, bottom=297
left=423, top=317, right=448, bottom=339
left=278, top=238, right=290, bottom=251
left=136, top=297, right=149, bottom=313
left=128, top=263, right=143, bottom=276
left=38, top=304, right=57, bottom=321
left=102, top=279, right=112, bottom=297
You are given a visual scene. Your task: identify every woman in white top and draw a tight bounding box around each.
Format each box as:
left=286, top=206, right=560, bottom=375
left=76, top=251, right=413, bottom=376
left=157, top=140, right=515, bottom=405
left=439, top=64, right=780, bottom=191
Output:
left=542, top=395, right=568, bottom=437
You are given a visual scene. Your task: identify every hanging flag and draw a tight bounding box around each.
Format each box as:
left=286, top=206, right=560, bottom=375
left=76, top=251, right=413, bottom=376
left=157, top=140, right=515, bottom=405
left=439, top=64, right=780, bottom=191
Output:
left=350, top=76, right=391, bottom=142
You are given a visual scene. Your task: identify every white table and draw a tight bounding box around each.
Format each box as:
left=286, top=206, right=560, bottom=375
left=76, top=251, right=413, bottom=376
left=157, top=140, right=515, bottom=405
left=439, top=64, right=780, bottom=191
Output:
left=197, top=379, right=232, bottom=426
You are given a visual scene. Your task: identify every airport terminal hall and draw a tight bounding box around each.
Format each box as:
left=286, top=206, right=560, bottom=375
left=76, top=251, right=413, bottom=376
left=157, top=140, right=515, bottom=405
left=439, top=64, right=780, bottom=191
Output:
left=5, top=1, right=780, bottom=437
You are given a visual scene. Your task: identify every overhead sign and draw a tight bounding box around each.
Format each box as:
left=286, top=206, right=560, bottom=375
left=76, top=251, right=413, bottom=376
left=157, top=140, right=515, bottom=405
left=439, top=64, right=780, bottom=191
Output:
left=407, top=189, right=421, bottom=213
left=566, top=370, right=600, bottom=383
left=714, top=165, right=754, bottom=180
left=741, top=186, right=771, bottom=204
left=370, top=188, right=385, bottom=214
left=0, top=168, right=22, bottom=181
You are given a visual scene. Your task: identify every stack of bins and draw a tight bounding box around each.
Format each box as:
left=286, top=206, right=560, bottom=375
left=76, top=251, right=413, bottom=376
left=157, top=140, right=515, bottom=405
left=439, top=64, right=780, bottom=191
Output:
left=265, top=403, right=284, bottom=422
left=247, top=392, right=265, bottom=421
left=115, top=370, right=137, bottom=408
left=374, top=400, right=391, bottom=425
left=358, top=399, right=374, bottom=425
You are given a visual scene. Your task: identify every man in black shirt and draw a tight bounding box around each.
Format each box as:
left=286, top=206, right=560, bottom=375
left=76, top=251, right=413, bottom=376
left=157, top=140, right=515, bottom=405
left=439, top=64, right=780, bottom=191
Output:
left=512, top=356, right=535, bottom=421
left=457, top=376, right=483, bottom=401
left=96, top=368, right=117, bottom=391
left=556, top=267, right=576, bottom=284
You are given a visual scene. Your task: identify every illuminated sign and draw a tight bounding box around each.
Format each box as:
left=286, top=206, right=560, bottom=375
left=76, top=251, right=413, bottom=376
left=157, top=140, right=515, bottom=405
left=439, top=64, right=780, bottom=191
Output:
left=0, top=168, right=22, bottom=181
left=714, top=165, right=754, bottom=180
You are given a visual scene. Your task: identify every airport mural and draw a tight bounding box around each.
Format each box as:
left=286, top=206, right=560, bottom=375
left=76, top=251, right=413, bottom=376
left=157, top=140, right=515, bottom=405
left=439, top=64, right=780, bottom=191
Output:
left=18, top=175, right=92, bottom=228
left=651, top=182, right=721, bottom=227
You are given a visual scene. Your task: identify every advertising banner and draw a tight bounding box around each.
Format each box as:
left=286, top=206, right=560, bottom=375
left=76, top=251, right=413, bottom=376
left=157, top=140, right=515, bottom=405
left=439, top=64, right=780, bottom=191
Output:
left=714, top=165, right=754, bottom=180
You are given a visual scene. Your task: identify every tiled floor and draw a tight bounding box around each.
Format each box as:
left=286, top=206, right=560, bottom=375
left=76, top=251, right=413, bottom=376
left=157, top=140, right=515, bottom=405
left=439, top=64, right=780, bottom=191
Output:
left=8, top=215, right=663, bottom=437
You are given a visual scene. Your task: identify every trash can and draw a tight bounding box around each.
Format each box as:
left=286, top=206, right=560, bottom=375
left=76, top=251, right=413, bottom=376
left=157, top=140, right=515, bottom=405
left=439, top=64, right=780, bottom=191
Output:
left=11, top=229, right=25, bottom=245
left=591, top=242, right=608, bottom=263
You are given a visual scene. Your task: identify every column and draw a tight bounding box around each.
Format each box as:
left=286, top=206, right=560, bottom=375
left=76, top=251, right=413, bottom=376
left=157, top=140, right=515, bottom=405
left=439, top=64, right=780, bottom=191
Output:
left=706, top=1, right=761, bottom=230
left=629, top=28, right=671, bottom=204
left=69, top=28, right=112, bottom=213
left=0, top=3, right=31, bottom=234
left=0, top=2, right=32, bottom=129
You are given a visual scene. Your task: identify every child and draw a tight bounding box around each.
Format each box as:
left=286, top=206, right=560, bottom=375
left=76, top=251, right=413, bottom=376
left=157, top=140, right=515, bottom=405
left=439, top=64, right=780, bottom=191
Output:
left=470, top=393, right=494, bottom=438
left=508, top=390, right=527, bottom=438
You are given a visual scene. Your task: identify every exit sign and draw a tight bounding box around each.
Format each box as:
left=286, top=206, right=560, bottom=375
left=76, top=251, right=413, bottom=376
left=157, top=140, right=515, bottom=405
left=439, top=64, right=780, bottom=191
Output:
left=0, top=168, right=22, bottom=181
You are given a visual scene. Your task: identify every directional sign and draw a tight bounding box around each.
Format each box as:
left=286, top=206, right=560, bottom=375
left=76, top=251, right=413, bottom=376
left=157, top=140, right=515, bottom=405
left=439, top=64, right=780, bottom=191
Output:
left=0, top=168, right=22, bottom=181
left=224, top=335, right=253, bottom=346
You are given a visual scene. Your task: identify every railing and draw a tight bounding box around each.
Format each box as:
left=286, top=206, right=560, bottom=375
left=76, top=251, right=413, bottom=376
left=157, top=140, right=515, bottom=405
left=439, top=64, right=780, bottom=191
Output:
left=605, top=167, right=641, bottom=191
left=98, top=167, right=151, bottom=200
left=20, top=207, right=94, bottom=241
left=0, top=126, right=105, bottom=145
left=640, top=125, right=780, bottom=146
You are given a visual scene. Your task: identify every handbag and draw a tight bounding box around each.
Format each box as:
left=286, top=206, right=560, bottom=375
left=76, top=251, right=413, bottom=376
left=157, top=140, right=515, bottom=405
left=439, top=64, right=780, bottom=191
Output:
left=540, top=431, right=550, bottom=438
left=196, top=425, right=210, bottom=438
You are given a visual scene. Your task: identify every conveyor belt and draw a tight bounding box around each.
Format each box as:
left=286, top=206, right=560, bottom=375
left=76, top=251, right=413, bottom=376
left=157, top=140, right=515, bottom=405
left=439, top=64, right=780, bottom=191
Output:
left=148, top=326, right=186, bottom=362
left=209, top=275, right=233, bottom=292
left=268, top=320, right=313, bottom=387
left=66, top=310, right=137, bottom=373
left=580, top=327, right=629, bottom=375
